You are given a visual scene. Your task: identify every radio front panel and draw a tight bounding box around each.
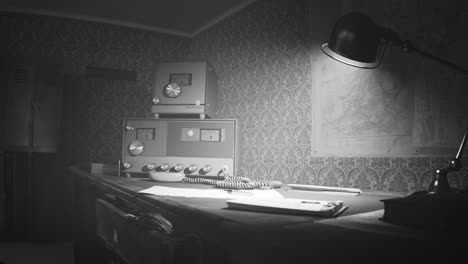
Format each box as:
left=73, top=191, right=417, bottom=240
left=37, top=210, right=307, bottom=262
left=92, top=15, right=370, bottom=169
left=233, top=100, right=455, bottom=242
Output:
left=122, top=118, right=236, bottom=176
left=166, top=120, right=235, bottom=158
left=153, top=62, right=207, bottom=105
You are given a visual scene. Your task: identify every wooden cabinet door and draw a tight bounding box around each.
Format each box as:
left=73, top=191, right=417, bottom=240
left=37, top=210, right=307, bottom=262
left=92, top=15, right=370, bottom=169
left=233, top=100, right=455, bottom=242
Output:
left=32, top=68, right=63, bottom=149
left=3, top=65, right=35, bottom=148
left=1, top=58, right=64, bottom=151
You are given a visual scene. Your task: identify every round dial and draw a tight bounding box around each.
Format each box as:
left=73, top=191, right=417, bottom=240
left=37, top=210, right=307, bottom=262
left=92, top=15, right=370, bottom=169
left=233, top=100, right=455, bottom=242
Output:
left=128, top=140, right=144, bottom=156
left=164, top=82, right=181, bottom=98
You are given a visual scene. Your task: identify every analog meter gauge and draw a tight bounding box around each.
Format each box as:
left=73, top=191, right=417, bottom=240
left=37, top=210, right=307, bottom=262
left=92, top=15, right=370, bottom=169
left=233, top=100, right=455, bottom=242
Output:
left=128, top=140, right=144, bottom=156
left=164, top=82, right=181, bottom=98
left=170, top=73, right=192, bottom=86
left=137, top=128, right=155, bottom=140
left=200, top=129, right=221, bottom=142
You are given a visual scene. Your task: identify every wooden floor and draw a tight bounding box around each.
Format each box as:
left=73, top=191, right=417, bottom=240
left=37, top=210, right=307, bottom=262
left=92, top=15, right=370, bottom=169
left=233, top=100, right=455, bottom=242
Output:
left=0, top=242, right=74, bottom=264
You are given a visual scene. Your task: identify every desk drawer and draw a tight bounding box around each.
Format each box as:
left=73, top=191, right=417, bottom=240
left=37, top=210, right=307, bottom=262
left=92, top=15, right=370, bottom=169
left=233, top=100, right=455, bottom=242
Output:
left=95, top=199, right=174, bottom=264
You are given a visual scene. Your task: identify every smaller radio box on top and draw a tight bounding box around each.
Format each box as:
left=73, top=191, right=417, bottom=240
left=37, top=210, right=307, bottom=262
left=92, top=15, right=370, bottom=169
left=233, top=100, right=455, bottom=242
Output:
left=151, top=61, right=218, bottom=119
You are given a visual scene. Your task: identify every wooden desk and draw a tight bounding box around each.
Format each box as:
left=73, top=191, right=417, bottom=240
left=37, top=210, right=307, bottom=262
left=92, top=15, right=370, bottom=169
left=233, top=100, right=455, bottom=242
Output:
left=69, top=166, right=463, bottom=264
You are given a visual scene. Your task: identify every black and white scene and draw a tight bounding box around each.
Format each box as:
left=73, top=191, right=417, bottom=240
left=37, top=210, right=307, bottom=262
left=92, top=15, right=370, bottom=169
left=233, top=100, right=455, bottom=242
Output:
left=1, top=0, right=468, bottom=263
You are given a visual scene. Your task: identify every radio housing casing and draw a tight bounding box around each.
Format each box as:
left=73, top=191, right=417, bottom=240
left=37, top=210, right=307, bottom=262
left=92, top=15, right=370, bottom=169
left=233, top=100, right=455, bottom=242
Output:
left=121, top=118, right=237, bottom=177
left=151, top=61, right=218, bottom=118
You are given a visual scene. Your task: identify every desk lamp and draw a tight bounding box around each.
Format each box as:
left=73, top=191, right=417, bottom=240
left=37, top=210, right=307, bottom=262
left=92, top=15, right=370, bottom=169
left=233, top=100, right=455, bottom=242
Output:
left=322, top=12, right=468, bottom=230
left=322, top=12, right=468, bottom=74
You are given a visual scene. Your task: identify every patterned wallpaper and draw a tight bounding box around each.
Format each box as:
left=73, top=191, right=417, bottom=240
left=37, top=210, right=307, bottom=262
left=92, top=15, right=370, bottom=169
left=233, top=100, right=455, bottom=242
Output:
left=190, top=0, right=468, bottom=192
left=0, top=12, right=190, bottom=165
left=190, top=1, right=315, bottom=185
left=1, top=1, right=468, bottom=193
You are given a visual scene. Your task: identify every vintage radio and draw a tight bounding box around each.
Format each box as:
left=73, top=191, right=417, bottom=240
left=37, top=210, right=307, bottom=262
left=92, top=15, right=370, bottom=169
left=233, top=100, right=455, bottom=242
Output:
left=121, top=118, right=237, bottom=177
left=151, top=61, right=218, bottom=119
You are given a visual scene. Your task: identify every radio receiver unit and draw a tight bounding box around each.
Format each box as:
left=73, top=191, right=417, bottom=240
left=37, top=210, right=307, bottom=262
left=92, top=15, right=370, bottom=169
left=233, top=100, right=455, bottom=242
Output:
left=151, top=61, right=218, bottom=119
left=121, top=118, right=237, bottom=177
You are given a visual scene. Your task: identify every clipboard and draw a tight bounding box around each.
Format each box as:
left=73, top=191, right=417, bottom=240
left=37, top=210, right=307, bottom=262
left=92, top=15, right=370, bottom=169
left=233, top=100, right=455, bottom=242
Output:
left=226, top=198, right=347, bottom=217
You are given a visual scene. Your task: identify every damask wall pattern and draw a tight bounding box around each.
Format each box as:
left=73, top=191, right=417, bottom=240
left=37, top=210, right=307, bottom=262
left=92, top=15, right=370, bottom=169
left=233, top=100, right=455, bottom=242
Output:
left=190, top=0, right=315, bottom=187
left=190, top=0, right=468, bottom=193
left=1, top=2, right=467, bottom=193
left=0, top=12, right=190, bottom=165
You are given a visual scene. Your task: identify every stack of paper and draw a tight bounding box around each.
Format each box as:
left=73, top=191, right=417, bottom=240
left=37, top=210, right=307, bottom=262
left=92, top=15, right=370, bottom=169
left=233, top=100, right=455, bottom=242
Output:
left=139, top=186, right=283, bottom=199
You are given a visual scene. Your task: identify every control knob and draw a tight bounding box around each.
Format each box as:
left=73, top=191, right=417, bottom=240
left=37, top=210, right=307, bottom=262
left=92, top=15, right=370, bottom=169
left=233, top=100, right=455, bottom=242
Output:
left=164, top=82, right=181, bottom=98
left=128, top=140, right=144, bottom=156
left=160, top=163, right=170, bottom=171
left=122, top=161, right=132, bottom=169
left=187, top=164, right=198, bottom=173
left=202, top=165, right=212, bottom=173
left=146, top=163, right=156, bottom=171
left=173, top=164, right=184, bottom=172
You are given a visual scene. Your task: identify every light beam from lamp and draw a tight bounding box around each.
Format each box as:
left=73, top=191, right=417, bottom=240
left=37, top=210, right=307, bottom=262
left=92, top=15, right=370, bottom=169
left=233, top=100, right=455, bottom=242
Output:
left=322, top=11, right=468, bottom=194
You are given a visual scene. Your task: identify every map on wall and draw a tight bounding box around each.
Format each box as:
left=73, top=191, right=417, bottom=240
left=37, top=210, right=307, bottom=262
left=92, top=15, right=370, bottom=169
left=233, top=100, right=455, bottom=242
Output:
left=412, top=66, right=468, bottom=151
left=313, top=55, right=414, bottom=156
left=313, top=51, right=468, bottom=156
left=311, top=0, right=468, bottom=157
left=321, top=66, right=411, bottom=138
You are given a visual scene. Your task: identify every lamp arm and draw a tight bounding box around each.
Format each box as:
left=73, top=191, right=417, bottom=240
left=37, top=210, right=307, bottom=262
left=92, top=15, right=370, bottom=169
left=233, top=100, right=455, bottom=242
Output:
left=403, top=41, right=468, bottom=75
left=380, top=28, right=468, bottom=75
left=449, top=128, right=468, bottom=172
left=428, top=128, right=467, bottom=194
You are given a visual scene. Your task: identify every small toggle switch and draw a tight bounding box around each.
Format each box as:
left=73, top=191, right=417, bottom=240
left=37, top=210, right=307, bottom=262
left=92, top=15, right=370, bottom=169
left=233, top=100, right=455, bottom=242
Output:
left=218, top=165, right=229, bottom=175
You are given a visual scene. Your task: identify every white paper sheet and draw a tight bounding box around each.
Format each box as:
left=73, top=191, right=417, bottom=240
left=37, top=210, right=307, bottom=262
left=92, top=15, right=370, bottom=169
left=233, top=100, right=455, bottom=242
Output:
left=139, top=185, right=284, bottom=199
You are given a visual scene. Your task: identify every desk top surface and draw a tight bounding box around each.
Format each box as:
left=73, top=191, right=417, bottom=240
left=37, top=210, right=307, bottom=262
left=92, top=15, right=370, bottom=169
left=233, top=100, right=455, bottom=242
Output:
left=70, top=166, right=464, bottom=263
left=72, top=166, right=407, bottom=229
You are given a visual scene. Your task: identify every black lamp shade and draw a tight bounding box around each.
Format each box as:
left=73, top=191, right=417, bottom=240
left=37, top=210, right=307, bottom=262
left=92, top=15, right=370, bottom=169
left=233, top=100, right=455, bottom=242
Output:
left=322, top=12, right=384, bottom=68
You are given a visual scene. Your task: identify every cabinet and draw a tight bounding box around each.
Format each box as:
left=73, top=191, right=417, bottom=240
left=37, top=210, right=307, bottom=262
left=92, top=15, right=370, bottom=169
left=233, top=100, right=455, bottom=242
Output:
left=1, top=57, right=64, bottom=152
left=3, top=151, right=69, bottom=241
left=71, top=167, right=222, bottom=264
left=69, top=166, right=468, bottom=264
left=95, top=199, right=175, bottom=264
left=0, top=57, right=70, bottom=241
